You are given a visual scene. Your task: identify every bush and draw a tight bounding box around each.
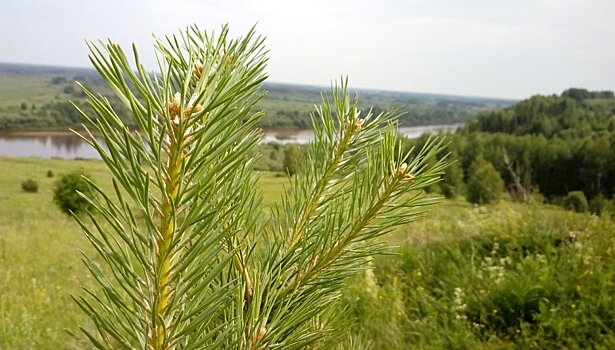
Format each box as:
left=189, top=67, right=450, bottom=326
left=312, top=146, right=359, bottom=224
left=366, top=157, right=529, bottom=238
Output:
left=46, top=169, right=54, bottom=177
left=21, top=179, right=39, bottom=193
left=53, top=172, right=95, bottom=214
left=589, top=193, right=615, bottom=216
left=465, top=155, right=504, bottom=204
left=563, top=191, right=588, bottom=213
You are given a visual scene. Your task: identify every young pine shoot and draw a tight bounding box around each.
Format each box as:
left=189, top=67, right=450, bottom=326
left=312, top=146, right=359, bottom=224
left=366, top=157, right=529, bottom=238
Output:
left=70, top=25, right=448, bottom=350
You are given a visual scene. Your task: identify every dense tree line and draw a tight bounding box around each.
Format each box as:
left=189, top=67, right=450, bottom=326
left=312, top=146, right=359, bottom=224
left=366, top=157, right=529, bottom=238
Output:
left=466, top=88, right=615, bottom=138
left=0, top=98, right=133, bottom=130
left=403, top=88, right=615, bottom=210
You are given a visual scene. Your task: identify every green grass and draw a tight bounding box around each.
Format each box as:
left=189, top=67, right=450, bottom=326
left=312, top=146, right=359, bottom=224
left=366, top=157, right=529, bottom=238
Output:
left=0, top=157, right=288, bottom=349
left=1, top=156, right=614, bottom=349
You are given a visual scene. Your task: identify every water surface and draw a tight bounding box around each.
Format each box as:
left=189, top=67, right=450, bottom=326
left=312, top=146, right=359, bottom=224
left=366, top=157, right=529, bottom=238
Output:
left=0, top=124, right=461, bottom=159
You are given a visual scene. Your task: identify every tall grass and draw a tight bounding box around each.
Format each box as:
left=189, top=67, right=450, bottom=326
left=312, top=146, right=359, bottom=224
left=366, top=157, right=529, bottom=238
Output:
left=344, top=201, right=615, bottom=349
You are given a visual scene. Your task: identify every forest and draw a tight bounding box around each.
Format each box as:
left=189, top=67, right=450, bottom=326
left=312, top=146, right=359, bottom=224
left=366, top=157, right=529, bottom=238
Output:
left=400, top=88, right=615, bottom=212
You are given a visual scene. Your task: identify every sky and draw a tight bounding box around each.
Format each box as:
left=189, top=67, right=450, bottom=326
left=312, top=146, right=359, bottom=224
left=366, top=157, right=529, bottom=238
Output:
left=1, top=0, right=614, bottom=99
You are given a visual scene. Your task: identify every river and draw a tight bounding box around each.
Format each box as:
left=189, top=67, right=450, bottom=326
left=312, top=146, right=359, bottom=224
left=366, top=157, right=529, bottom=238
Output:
left=0, top=124, right=461, bottom=159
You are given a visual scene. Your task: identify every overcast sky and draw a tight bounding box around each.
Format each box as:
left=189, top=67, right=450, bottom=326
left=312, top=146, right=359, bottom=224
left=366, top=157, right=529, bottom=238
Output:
left=1, top=0, right=614, bottom=99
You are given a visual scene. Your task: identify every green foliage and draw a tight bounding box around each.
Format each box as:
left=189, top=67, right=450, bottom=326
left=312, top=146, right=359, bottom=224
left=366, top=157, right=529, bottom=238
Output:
left=562, top=87, right=615, bottom=102
left=69, top=25, right=447, bottom=349
left=21, top=179, right=38, bottom=193
left=47, top=169, right=54, bottom=177
left=440, top=159, right=465, bottom=198
left=466, top=91, right=615, bottom=138
left=404, top=121, right=615, bottom=204
left=52, top=172, right=95, bottom=214
left=352, top=203, right=615, bottom=349
left=466, top=155, right=503, bottom=204
left=283, top=143, right=300, bottom=175
left=563, top=191, right=589, bottom=213
left=4, top=156, right=615, bottom=349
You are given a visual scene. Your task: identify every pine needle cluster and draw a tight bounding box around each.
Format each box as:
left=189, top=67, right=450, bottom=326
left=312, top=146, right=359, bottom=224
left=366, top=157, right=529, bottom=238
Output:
left=70, top=25, right=447, bottom=349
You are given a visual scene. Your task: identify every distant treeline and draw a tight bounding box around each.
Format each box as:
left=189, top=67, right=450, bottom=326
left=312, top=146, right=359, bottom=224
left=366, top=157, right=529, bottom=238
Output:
left=0, top=62, right=514, bottom=130
left=405, top=88, right=615, bottom=209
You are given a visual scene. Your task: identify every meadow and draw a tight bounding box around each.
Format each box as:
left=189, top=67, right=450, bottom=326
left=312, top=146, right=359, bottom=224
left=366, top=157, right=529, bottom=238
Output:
left=1, top=156, right=614, bottom=349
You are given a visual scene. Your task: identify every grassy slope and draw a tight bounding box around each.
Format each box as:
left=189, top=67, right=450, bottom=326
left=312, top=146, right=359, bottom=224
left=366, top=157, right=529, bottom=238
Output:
left=2, top=157, right=612, bottom=349
left=0, top=157, right=286, bottom=349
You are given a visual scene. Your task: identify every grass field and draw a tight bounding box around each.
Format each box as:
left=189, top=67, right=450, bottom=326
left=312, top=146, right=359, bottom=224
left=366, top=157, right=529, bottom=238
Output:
left=1, top=156, right=614, bottom=349
left=0, top=156, right=287, bottom=349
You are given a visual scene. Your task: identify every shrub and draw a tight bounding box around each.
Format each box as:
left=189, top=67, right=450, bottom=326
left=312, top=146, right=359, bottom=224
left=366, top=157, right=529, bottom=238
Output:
left=21, top=179, right=39, bottom=193
left=46, top=169, right=54, bottom=177
left=589, top=193, right=615, bottom=216
left=563, top=191, right=588, bottom=213
left=465, top=155, right=504, bottom=204
left=52, top=172, right=95, bottom=214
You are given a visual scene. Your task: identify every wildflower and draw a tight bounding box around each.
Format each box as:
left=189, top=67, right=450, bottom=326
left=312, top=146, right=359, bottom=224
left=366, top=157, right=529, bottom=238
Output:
left=492, top=308, right=498, bottom=315
left=453, top=287, right=467, bottom=320
left=416, top=270, right=422, bottom=277
left=571, top=304, right=576, bottom=309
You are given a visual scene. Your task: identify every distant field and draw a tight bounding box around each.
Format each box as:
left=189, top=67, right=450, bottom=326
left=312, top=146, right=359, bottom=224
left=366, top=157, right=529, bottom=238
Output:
left=0, top=62, right=516, bottom=130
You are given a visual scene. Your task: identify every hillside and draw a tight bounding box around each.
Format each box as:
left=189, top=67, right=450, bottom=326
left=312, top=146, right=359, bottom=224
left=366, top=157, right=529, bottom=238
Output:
left=405, top=88, right=615, bottom=205
left=1, top=156, right=614, bottom=349
left=0, top=62, right=515, bottom=130
left=465, top=88, right=615, bottom=138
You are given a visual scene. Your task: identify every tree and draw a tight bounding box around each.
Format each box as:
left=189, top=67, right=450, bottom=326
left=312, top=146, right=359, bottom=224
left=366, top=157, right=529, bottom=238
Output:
left=70, top=25, right=448, bottom=349
left=440, top=158, right=465, bottom=198
left=283, top=143, right=300, bottom=175
left=466, top=155, right=503, bottom=204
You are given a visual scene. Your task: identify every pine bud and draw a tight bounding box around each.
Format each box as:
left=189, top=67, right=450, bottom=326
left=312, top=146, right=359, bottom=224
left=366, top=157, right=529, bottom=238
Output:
left=255, top=327, right=266, bottom=342
left=354, top=117, right=364, bottom=131
left=169, top=92, right=181, bottom=118
left=193, top=64, right=204, bottom=79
